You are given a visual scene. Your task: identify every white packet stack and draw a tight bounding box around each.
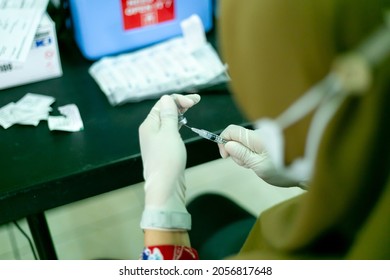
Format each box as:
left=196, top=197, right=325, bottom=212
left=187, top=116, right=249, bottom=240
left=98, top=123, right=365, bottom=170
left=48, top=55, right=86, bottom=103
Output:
left=89, top=14, right=230, bottom=106
left=0, top=93, right=54, bottom=129
left=0, top=93, right=83, bottom=132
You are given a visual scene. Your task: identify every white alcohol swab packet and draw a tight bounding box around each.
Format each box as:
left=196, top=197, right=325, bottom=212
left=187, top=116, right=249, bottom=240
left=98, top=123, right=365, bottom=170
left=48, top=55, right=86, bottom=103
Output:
left=48, top=104, right=84, bottom=132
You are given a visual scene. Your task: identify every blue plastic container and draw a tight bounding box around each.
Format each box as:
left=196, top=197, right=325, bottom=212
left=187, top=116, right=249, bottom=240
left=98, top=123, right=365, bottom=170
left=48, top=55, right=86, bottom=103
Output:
left=68, top=0, right=213, bottom=60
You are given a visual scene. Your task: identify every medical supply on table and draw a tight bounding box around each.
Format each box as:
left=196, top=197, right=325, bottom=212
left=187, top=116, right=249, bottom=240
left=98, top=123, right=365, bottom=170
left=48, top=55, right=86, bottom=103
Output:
left=0, top=12, right=62, bottom=90
left=47, top=104, right=84, bottom=132
left=0, top=93, right=54, bottom=129
left=0, top=93, right=83, bottom=132
left=0, top=0, right=49, bottom=63
left=89, top=15, right=229, bottom=106
left=68, top=0, right=213, bottom=60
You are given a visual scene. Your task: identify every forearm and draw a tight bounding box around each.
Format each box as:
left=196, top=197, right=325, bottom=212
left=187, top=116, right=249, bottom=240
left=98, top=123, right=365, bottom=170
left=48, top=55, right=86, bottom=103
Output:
left=139, top=94, right=200, bottom=260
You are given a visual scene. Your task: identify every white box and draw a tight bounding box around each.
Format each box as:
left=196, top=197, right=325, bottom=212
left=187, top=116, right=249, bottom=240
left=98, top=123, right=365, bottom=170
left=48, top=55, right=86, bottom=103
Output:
left=0, top=13, right=63, bottom=90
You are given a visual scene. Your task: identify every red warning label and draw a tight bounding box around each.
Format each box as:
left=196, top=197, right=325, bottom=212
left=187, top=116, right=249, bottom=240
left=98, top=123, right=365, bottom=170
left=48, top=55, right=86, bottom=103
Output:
left=121, top=0, right=175, bottom=30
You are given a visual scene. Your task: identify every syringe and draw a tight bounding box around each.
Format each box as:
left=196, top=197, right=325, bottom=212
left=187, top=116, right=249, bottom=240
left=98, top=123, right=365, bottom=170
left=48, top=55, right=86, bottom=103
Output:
left=176, top=103, right=227, bottom=144
left=188, top=126, right=228, bottom=144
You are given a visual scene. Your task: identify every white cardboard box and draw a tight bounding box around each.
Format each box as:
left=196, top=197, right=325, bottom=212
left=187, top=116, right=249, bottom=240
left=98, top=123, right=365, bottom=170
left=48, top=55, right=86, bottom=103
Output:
left=0, top=13, right=63, bottom=90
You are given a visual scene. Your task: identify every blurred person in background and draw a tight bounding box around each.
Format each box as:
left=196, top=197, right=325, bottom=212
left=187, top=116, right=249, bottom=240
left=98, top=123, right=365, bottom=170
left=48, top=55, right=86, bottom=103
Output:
left=138, top=0, right=390, bottom=259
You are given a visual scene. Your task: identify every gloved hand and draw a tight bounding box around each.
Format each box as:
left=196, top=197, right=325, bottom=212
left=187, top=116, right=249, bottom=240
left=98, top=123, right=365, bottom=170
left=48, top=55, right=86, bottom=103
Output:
left=218, top=122, right=306, bottom=188
left=139, top=94, right=200, bottom=230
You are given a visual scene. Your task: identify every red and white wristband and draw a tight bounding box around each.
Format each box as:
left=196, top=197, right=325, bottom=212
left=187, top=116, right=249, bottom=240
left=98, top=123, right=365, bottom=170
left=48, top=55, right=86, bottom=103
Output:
left=141, top=245, right=199, bottom=260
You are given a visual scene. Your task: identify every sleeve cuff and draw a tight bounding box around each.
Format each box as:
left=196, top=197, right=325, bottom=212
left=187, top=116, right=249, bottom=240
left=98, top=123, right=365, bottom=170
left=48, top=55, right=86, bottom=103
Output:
left=140, top=209, right=191, bottom=230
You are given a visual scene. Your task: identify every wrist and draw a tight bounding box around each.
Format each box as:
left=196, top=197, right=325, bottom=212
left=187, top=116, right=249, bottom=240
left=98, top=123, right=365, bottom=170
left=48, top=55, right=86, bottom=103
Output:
left=144, top=229, right=191, bottom=247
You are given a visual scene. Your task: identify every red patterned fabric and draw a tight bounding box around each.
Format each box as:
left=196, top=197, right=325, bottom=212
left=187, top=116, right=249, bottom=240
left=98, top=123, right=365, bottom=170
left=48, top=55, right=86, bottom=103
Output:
left=141, top=245, right=199, bottom=260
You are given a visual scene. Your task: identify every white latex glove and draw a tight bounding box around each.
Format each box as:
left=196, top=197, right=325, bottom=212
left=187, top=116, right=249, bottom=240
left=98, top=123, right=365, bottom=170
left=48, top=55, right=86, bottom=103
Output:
left=218, top=124, right=305, bottom=188
left=139, top=94, right=200, bottom=230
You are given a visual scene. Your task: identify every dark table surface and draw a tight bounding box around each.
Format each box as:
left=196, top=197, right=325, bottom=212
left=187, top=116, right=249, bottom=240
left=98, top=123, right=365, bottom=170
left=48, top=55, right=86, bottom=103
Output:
left=0, top=28, right=248, bottom=225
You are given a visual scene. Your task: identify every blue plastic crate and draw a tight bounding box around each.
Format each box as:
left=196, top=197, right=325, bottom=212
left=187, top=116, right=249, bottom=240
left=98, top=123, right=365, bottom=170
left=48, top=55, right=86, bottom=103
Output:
left=68, top=0, right=213, bottom=60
